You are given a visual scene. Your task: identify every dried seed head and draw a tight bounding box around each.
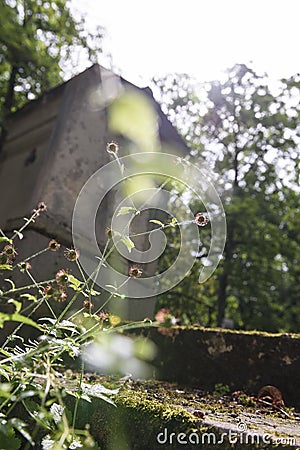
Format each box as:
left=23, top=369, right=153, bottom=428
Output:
left=64, top=248, right=80, bottom=262
left=155, top=308, right=170, bottom=324
left=195, top=212, right=209, bottom=227
left=98, top=311, right=109, bottom=321
left=55, top=269, right=69, bottom=285
left=37, top=201, right=47, bottom=211
left=3, top=245, right=17, bottom=256
left=106, top=142, right=119, bottom=154
left=48, top=239, right=61, bottom=251
left=143, top=317, right=152, bottom=324
left=83, top=299, right=94, bottom=310
left=53, top=289, right=68, bottom=302
left=18, top=261, right=32, bottom=272
left=128, top=265, right=143, bottom=278
left=155, top=308, right=177, bottom=327
left=44, top=284, right=55, bottom=296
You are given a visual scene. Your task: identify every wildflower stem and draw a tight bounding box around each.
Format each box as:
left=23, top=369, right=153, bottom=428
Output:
left=76, top=278, right=130, bottom=344
left=76, top=259, right=87, bottom=283
left=1, top=278, right=55, bottom=296
left=94, top=277, right=129, bottom=315
left=24, top=270, right=56, bottom=318
left=0, top=228, right=7, bottom=237
left=66, top=240, right=113, bottom=323
left=11, top=210, right=41, bottom=240
left=12, top=247, right=49, bottom=269
left=0, top=297, right=45, bottom=349
left=72, top=360, right=84, bottom=432
left=128, top=219, right=193, bottom=238
left=0, top=384, right=22, bottom=411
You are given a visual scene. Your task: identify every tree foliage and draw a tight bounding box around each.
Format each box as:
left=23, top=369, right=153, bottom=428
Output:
left=0, top=0, right=104, bottom=141
left=154, top=65, right=300, bottom=332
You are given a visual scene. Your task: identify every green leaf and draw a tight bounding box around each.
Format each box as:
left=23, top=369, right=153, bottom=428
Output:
left=0, top=383, right=12, bottom=398
left=10, top=314, right=41, bottom=330
left=0, top=368, right=10, bottom=381
left=90, top=288, right=101, bottom=296
left=120, top=236, right=135, bottom=253
left=0, top=265, right=12, bottom=271
left=0, top=237, right=12, bottom=244
left=68, top=275, right=82, bottom=288
left=0, top=364, right=13, bottom=380
left=0, top=312, right=42, bottom=330
left=149, top=219, right=164, bottom=228
left=68, top=275, right=83, bottom=292
left=112, top=292, right=126, bottom=299
left=81, top=382, right=119, bottom=406
left=66, top=389, right=91, bottom=403
left=8, top=299, right=21, bottom=314
left=170, top=217, right=178, bottom=227
left=5, top=278, right=15, bottom=290
left=13, top=230, right=23, bottom=240
left=0, top=348, right=11, bottom=357
left=117, top=206, right=137, bottom=216
left=10, top=418, right=34, bottom=446
left=20, top=293, right=37, bottom=302
left=0, top=429, right=21, bottom=450
left=105, top=284, right=117, bottom=290
left=109, top=89, right=158, bottom=152
left=23, top=399, right=50, bottom=428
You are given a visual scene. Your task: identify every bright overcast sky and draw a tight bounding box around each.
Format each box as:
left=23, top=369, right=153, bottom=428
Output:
left=73, top=0, right=300, bottom=86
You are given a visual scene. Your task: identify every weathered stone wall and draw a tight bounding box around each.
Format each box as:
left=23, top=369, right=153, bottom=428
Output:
left=0, top=65, right=188, bottom=324
left=143, top=326, right=300, bottom=408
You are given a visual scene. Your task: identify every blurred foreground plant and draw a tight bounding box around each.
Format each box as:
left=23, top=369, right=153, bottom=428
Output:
left=0, top=171, right=156, bottom=448
left=0, top=137, right=210, bottom=448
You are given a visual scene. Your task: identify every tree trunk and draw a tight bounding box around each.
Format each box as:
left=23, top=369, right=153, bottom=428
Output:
left=216, top=146, right=239, bottom=326
left=0, top=65, right=18, bottom=154
left=217, top=270, right=228, bottom=327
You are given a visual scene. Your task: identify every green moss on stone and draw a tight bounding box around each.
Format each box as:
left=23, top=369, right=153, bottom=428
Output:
left=67, top=376, right=299, bottom=450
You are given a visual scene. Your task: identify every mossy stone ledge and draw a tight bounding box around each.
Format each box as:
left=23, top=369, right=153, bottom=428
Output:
left=69, top=378, right=300, bottom=450
left=139, top=326, right=300, bottom=408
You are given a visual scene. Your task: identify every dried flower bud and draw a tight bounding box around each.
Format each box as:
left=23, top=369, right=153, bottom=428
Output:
left=155, top=308, right=177, bottom=327
left=53, top=289, right=68, bottom=302
left=64, top=248, right=80, bottom=261
left=44, top=284, right=55, bottom=296
left=98, top=310, right=109, bottom=321
left=128, top=265, right=143, bottom=278
left=3, top=244, right=17, bottom=256
left=155, top=308, right=170, bottom=324
left=83, top=299, right=94, bottom=310
left=106, top=142, right=119, bottom=154
left=195, top=212, right=209, bottom=227
left=55, top=269, right=69, bottom=285
left=18, top=261, right=32, bottom=272
left=37, top=201, right=47, bottom=211
left=143, top=317, right=152, bottom=324
left=48, top=239, right=61, bottom=251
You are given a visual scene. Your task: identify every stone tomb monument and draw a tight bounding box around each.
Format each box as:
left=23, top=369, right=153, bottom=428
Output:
left=0, top=64, right=188, bottom=322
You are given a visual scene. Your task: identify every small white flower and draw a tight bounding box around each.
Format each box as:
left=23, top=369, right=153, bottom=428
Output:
left=69, top=437, right=83, bottom=449
left=50, top=403, right=64, bottom=424
left=41, top=435, right=55, bottom=450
